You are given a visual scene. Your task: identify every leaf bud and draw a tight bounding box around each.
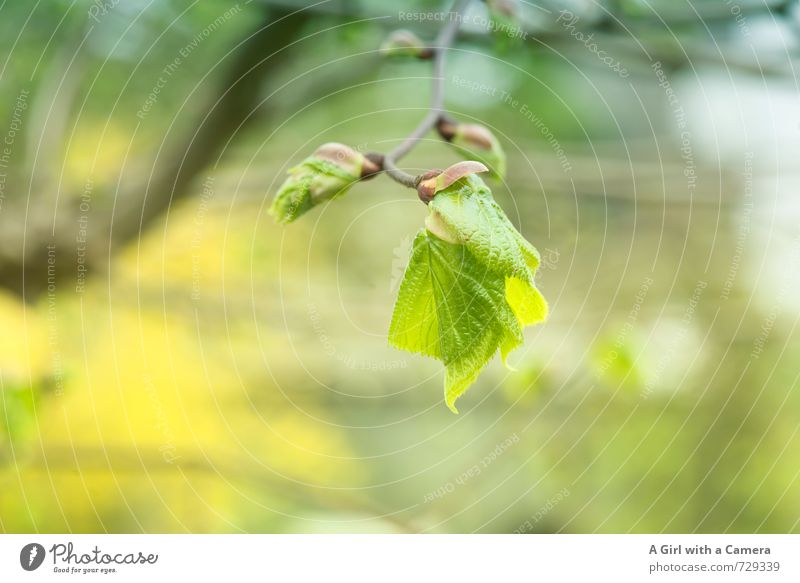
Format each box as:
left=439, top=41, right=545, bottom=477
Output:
left=436, top=116, right=506, bottom=179
left=270, top=143, right=373, bottom=224
left=379, top=30, right=433, bottom=59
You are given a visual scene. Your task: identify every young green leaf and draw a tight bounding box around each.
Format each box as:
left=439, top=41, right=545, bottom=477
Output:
left=428, top=174, right=534, bottom=281
left=269, top=143, right=380, bottom=224
left=390, top=174, right=547, bottom=412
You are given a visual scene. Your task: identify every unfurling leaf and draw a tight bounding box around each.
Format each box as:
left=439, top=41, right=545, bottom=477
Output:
left=269, top=143, right=380, bottom=224
left=390, top=173, right=547, bottom=412
left=437, top=117, right=506, bottom=180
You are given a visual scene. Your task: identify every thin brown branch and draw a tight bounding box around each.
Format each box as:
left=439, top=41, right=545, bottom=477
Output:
left=382, top=0, right=472, bottom=189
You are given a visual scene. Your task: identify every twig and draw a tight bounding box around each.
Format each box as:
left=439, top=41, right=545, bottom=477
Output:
left=382, top=0, right=472, bottom=189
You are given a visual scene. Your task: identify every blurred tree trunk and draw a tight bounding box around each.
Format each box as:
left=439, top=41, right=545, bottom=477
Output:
left=0, top=4, right=310, bottom=301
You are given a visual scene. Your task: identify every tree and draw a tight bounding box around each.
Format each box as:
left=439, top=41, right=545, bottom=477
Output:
left=269, top=0, right=547, bottom=411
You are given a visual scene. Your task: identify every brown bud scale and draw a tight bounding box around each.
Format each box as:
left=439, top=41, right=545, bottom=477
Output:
left=416, top=169, right=444, bottom=204
left=361, top=152, right=384, bottom=180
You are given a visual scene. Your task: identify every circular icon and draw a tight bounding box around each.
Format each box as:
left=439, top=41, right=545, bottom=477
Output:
left=20, top=543, right=46, bottom=571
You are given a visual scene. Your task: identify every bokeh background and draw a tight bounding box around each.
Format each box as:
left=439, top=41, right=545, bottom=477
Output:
left=1, top=0, right=799, bottom=533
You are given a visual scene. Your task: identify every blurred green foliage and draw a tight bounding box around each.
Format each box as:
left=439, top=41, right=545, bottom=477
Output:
left=0, top=0, right=798, bottom=533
